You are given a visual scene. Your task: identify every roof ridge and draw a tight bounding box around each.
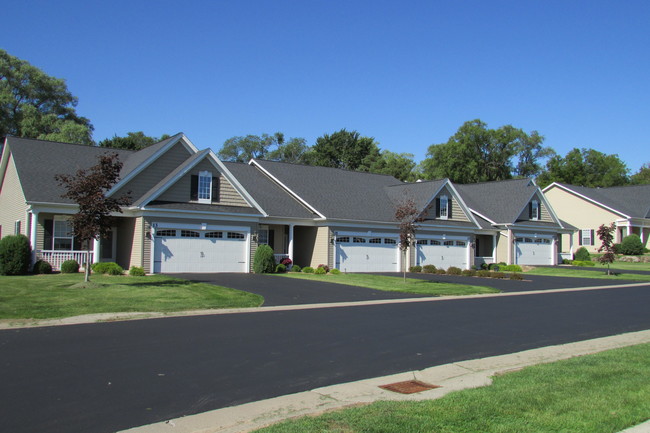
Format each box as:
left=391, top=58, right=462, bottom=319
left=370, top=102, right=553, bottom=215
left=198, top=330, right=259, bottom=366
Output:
left=253, top=159, right=404, bottom=179
left=6, top=135, right=136, bottom=152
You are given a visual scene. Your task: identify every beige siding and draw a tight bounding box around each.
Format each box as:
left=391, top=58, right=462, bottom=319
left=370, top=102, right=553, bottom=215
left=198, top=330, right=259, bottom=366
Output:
left=157, top=159, right=250, bottom=207
left=495, top=231, right=510, bottom=264
left=142, top=220, right=151, bottom=271
left=545, top=186, right=620, bottom=253
left=0, top=154, right=28, bottom=238
left=116, top=218, right=136, bottom=269
left=539, top=202, right=554, bottom=223
left=517, top=194, right=553, bottom=223
left=117, top=142, right=192, bottom=201
left=312, top=226, right=330, bottom=268
left=424, top=186, right=470, bottom=222
left=129, top=217, right=144, bottom=269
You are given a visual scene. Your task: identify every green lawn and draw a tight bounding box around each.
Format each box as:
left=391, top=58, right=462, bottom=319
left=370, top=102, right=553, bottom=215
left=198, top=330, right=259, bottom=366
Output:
left=279, top=272, right=500, bottom=296
left=0, top=273, right=263, bottom=319
left=255, top=343, right=650, bottom=433
left=525, top=266, right=650, bottom=281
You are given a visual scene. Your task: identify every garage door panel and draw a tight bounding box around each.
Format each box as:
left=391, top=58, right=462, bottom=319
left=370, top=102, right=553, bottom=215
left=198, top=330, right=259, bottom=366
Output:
left=335, top=236, right=399, bottom=272
left=515, top=238, right=552, bottom=265
left=417, top=240, right=468, bottom=269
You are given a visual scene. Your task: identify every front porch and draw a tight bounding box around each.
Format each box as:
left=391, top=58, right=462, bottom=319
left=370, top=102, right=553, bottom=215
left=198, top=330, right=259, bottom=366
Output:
left=37, top=250, right=94, bottom=271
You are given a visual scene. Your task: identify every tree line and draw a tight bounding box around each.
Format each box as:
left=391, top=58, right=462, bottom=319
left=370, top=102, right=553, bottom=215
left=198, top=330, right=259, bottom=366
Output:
left=2, top=48, right=648, bottom=187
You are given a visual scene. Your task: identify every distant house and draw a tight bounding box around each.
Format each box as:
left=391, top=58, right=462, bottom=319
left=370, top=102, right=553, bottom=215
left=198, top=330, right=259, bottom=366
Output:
left=0, top=135, right=569, bottom=272
left=543, top=182, right=650, bottom=258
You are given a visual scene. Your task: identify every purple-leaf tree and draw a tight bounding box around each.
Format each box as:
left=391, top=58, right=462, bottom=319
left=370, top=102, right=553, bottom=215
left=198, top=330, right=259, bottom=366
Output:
left=395, top=197, right=421, bottom=282
left=596, top=223, right=616, bottom=275
left=55, top=153, right=130, bottom=282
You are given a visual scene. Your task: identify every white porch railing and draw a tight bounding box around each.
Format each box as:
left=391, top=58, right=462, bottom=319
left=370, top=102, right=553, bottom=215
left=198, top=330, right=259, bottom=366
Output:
left=37, top=250, right=94, bottom=271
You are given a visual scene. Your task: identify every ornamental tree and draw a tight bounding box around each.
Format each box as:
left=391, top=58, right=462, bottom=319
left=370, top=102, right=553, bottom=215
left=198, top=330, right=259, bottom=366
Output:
left=395, top=198, right=421, bottom=281
left=596, top=223, right=616, bottom=275
left=55, top=153, right=130, bottom=282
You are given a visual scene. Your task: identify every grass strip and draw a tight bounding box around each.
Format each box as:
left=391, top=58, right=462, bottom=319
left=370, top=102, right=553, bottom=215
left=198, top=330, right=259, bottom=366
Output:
left=255, top=343, right=650, bottom=433
left=525, top=266, right=650, bottom=281
left=279, top=272, right=499, bottom=296
left=0, top=273, right=263, bottom=319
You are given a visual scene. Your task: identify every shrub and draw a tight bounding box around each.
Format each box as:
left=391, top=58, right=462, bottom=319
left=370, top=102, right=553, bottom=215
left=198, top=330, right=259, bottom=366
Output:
left=571, top=260, right=596, bottom=267
left=409, top=265, right=422, bottom=273
left=317, top=264, right=330, bottom=273
left=253, top=244, right=276, bottom=274
left=0, top=234, right=32, bottom=276
left=435, top=268, right=446, bottom=275
left=619, top=234, right=644, bottom=255
left=275, top=263, right=287, bottom=273
left=490, top=271, right=506, bottom=279
left=302, top=266, right=315, bottom=274
left=60, top=259, right=80, bottom=274
left=32, top=259, right=53, bottom=274
left=562, top=259, right=572, bottom=265
left=314, top=266, right=326, bottom=275
left=477, top=270, right=491, bottom=278
left=280, top=257, right=292, bottom=266
left=422, top=264, right=436, bottom=274
left=447, top=266, right=462, bottom=275
left=290, top=265, right=301, bottom=272
left=500, top=264, right=523, bottom=272
left=510, top=272, right=524, bottom=280
left=574, top=246, right=590, bottom=261
left=129, top=266, right=145, bottom=276
left=461, top=269, right=476, bottom=277
left=330, top=268, right=341, bottom=275
left=488, top=263, right=500, bottom=271
left=92, top=262, right=124, bottom=275
left=480, top=263, right=489, bottom=270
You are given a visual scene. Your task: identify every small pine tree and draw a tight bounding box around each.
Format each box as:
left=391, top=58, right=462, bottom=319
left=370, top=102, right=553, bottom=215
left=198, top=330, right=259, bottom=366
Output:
left=253, top=244, right=276, bottom=273
left=0, top=234, right=32, bottom=275
left=597, top=223, right=616, bottom=275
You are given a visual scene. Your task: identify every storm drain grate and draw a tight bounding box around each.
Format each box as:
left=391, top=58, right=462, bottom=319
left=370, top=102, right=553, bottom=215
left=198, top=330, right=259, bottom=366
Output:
left=379, top=380, right=440, bottom=394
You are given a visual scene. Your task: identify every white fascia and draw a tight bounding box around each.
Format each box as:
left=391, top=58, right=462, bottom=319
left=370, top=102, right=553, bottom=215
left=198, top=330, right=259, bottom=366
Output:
left=210, top=152, right=268, bottom=217
left=249, top=159, right=326, bottom=219
left=468, top=208, right=497, bottom=226
left=0, top=138, right=10, bottom=183
left=445, top=181, right=482, bottom=228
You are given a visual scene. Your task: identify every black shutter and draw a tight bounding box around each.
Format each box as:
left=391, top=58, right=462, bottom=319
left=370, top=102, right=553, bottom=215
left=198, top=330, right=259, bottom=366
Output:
left=44, top=219, right=53, bottom=250
left=190, top=175, right=198, bottom=201
left=269, top=230, right=275, bottom=249
left=448, top=198, right=453, bottom=219
left=211, top=176, right=219, bottom=203
left=590, top=229, right=595, bottom=246
left=578, top=230, right=583, bottom=246
left=529, top=202, right=533, bottom=219
left=436, top=198, right=441, bottom=217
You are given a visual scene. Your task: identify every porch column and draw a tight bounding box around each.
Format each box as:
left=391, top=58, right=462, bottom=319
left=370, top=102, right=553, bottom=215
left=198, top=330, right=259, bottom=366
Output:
left=506, top=229, right=512, bottom=265
left=288, top=224, right=294, bottom=261
left=551, top=237, right=557, bottom=265
left=93, top=238, right=100, bottom=264
left=30, top=210, right=38, bottom=265
left=492, top=234, right=497, bottom=263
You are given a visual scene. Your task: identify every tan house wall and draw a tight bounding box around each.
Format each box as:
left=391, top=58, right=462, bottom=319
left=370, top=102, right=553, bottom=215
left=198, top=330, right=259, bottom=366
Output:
left=158, top=160, right=250, bottom=207
left=0, top=154, right=28, bottom=239
left=129, top=217, right=145, bottom=269
left=117, top=142, right=192, bottom=201
left=495, top=231, right=510, bottom=264
left=313, top=226, right=331, bottom=268
left=545, top=186, right=621, bottom=253
left=116, top=218, right=136, bottom=269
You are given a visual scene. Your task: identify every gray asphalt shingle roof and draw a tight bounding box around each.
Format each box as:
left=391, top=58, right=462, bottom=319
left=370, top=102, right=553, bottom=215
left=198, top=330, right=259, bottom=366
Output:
left=455, top=178, right=537, bottom=224
left=554, top=183, right=650, bottom=218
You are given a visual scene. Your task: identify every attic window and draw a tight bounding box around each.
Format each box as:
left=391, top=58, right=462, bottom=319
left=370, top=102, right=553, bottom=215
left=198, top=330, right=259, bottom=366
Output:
left=198, top=171, right=212, bottom=203
left=439, top=195, right=449, bottom=220
left=530, top=200, right=540, bottom=220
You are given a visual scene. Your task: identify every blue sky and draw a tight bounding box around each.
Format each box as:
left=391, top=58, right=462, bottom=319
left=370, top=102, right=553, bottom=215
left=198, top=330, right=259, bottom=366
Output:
left=4, top=0, right=649, bottom=173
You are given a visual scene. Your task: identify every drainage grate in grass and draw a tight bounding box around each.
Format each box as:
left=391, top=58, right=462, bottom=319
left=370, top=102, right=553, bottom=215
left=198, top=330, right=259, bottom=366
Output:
left=379, top=380, right=440, bottom=394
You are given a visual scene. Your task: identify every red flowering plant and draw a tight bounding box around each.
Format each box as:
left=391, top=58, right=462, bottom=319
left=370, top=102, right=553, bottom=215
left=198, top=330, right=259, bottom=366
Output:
left=280, top=257, right=292, bottom=266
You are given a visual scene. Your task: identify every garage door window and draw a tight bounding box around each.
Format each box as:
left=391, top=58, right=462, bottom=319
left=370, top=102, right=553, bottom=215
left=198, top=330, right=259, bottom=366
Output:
left=157, top=229, right=176, bottom=237
left=431, top=240, right=441, bottom=245
left=337, top=236, right=350, bottom=243
left=353, top=237, right=366, bottom=243
left=444, top=240, right=454, bottom=246
left=181, top=230, right=200, bottom=238
left=456, top=241, right=466, bottom=247
left=417, top=239, right=428, bottom=245
left=205, top=231, right=223, bottom=238
left=384, top=238, right=396, bottom=244
left=227, top=232, right=245, bottom=240
left=369, top=238, right=382, bottom=244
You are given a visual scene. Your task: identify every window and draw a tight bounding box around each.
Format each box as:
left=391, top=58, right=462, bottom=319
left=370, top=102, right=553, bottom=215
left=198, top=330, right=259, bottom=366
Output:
left=191, top=171, right=218, bottom=203
left=530, top=200, right=540, bottom=220
left=444, top=240, right=454, bottom=246
left=439, top=195, right=449, bottom=219
left=53, top=218, right=74, bottom=250
left=258, top=229, right=269, bottom=245
left=384, top=238, right=396, bottom=244
left=337, top=236, right=350, bottom=243
left=456, top=241, right=466, bottom=247
left=369, top=238, right=382, bottom=244
left=353, top=237, right=366, bottom=243
left=181, top=230, right=200, bottom=238
left=417, top=239, right=428, bottom=245
left=581, top=229, right=593, bottom=246
left=534, top=238, right=543, bottom=243
left=198, top=171, right=212, bottom=203
left=156, top=229, right=176, bottom=237
left=14, top=220, right=21, bottom=235
left=227, top=232, right=245, bottom=239
left=204, top=231, right=223, bottom=238
left=431, top=240, right=441, bottom=245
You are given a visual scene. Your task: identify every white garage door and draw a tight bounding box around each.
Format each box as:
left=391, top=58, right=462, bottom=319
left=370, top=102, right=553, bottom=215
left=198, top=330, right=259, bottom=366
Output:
left=335, top=236, right=399, bottom=272
left=417, top=239, right=468, bottom=269
left=153, top=229, right=247, bottom=273
left=515, top=237, right=553, bottom=265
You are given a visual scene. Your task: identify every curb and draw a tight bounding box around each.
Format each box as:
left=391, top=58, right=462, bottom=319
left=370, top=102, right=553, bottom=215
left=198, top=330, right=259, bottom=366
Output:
left=120, top=329, right=650, bottom=433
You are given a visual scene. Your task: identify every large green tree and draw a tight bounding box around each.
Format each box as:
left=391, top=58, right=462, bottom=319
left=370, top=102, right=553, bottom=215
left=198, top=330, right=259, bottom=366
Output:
left=306, top=129, right=381, bottom=171
left=0, top=49, right=93, bottom=144
left=266, top=137, right=310, bottom=164
left=631, top=163, right=650, bottom=185
left=98, top=131, right=170, bottom=150
left=421, top=120, right=547, bottom=183
left=536, top=148, right=629, bottom=188
left=218, top=132, right=286, bottom=162
left=366, top=150, right=417, bottom=181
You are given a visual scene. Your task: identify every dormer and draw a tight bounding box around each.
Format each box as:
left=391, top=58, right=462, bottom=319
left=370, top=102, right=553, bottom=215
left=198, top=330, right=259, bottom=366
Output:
left=191, top=170, right=220, bottom=204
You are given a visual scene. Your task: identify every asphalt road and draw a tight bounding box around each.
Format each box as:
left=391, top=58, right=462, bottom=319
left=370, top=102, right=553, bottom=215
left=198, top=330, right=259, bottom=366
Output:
left=2, top=285, right=650, bottom=433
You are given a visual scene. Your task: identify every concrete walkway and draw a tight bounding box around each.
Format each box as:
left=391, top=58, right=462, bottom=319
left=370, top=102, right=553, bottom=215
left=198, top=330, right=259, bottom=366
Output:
left=121, top=329, right=650, bottom=433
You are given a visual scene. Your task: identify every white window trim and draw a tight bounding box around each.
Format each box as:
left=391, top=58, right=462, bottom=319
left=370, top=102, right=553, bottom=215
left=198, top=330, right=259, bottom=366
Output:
left=581, top=229, right=592, bottom=246
left=53, top=216, right=75, bottom=251
left=439, top=195, right=449, bottom=220
left=531, top=200, right=540, bottom=221
left=198, top=170, right=212, bottom=204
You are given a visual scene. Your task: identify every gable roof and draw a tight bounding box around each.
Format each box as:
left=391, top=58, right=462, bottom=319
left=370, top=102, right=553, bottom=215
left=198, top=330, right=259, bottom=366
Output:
left=544, top=182, right=650, bottom=219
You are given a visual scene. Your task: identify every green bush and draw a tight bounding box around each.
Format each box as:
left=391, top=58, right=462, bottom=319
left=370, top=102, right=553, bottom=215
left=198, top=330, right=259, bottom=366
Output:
left=488, top=263, right=500, bottom=271
left=574, top=246, right=591, bottom=261
left=490, top=271, right=506, bottom=279
left=619, top=234, right=644, bottom=255
left=435, top=268, right=446, bottom=275
left=330, top=268, right=341, bottom=275
left=447, top=266, right=462, bottom=275
left=302, top=266, right=315, bottom=274
left=613, top=243, right=621, bottom=254
left=422, top=264, right=436, bottom=274
left=461, top=269, right=476, bottom=277
left=480, top=263, right=489, bottom=270
left=0, top=234, right=32, bottom=276
left=314, top=266, right=326, bottom=275
left=253, top=244, right=276, bottom=274
left=477, top=270, right=491, bottom=278
left=510, top=272, right=524, bottom=280
left=60, top=259, right=80, bottom=274
left=92, top=262, right=124, bottom=275
left=32, top=259, right=53, bottom=274
left=275, top=263, right=287, bottom=273
left=317, top=264, right=330, bottom=273
left=290, top=265, right=301, bottom=272
left=571, top=260, right=596, bottom=267
left=129, top=266, right=145, bottom=276
left=562, top=259, right=572, bottom=264
left=500, top=264, right=523, bottom=272
left=409, top=265, right=422, bottom=273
